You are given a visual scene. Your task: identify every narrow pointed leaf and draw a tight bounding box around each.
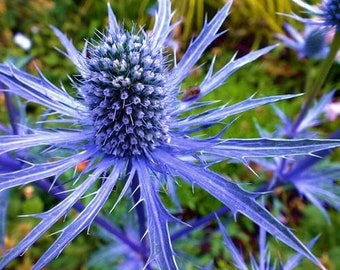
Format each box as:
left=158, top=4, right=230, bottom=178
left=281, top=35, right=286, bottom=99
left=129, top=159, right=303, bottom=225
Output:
left=155, top=150, right=325, bottom=270
left=152, top=0, right=172, bottom=48
left=136, top=159, right=179, bottom=269
left=209, top=138, right=340, bottom=158
left=0, top=149, right=95, bottom=191
left=51, top=26, right=84, bottom=70
left=0, top=64, right=85, bottom=117
left=32, top=162, right=124, bottom=269
left=216, top=216, right=248, bottom=270
left=201, top=45, right=278, bottom=97
left=170, top=1, right=232, bottom=86
left=0, top=131, right=91, bottom=154
left=174, top=94, right=301, bottom=127
left=0, top=165, right=109, bottom=269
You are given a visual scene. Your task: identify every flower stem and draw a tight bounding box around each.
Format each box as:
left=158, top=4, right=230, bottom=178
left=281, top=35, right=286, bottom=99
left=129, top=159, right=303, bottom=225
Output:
left=291, top=31, right=340, bottom=134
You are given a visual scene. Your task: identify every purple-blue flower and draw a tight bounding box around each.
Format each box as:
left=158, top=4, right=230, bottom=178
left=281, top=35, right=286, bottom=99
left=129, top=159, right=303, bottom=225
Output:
left=0, top=0, right=339, bottom=269
left=253, top=92, right=340, bottom=222
left=291, top=0, right=340, bottom=31
left=276, top=23, right=329, bottom=59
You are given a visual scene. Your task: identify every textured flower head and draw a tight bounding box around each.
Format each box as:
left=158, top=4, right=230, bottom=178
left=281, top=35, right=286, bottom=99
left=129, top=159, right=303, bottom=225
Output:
left=0, top=0, right=339, bottom=269
left=81, top=27, right=171, bottom=157
left=291, top=0, right=340, bottom=31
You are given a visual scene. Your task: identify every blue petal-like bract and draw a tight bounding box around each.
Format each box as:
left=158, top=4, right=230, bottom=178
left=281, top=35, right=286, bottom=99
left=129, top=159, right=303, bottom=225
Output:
left=0, top=65, right=85, bottom=117
left=32, top=162, right=124, bottom=269
left=152, top=0, right=173, bottom=48
left=0, top=149, right=96, bottom=191
left=0, top=190, right=9, bottom=254
left=0, top=131, right=92, bottom=155
left=0, top=164, right=110, bottom=269
left=170, top=1, right=232, bottom=86
left=217, top=216, right=248, bottom=270
left=136, top=159, right=179, bottom=269
left=154, top=150, right=326, bottom=269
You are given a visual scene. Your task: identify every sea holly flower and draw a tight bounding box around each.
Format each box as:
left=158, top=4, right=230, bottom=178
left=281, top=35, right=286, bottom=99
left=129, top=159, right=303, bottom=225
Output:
left=271, top=91, right=336, bottom=138
left=285, top=163, right=340, bottom=222
left=282, top=1, right=340, bottom=62
left=0, top=0, right=339, bottom=269
left=276, top=23, right=329, bottom=59
left=253, top=92, right=340, bottom=222
left=290, top=0, right=340, bottom=31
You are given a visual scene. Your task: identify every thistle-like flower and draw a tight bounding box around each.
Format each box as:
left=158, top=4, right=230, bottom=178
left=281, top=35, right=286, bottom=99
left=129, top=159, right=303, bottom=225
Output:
left=291, top=0, right=340, bottom=31
left=253, top=92, right=340, bottom=222
left=276, top=23, right=329, bottom=59
left=0, top=0, right=339, bottom=269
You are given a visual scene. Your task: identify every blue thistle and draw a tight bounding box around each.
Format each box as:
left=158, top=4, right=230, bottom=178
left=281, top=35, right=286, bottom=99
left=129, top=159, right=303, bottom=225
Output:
left=322, top=0, right=340, bottom=30
left=253, top=92, right=340, bottom=222
left=82, top=27, right=171, bottom=157
left=276, top=23, right=329, bottom=59
left=291, top=0, right=340, bottom=31
left=0, top=0, right=339, bottom=269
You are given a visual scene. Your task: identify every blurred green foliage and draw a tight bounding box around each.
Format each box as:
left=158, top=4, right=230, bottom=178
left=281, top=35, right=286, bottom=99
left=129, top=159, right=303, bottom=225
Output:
left=228, top=0, right=320, bottom=49
left=170, top=0, right=224, bottom=47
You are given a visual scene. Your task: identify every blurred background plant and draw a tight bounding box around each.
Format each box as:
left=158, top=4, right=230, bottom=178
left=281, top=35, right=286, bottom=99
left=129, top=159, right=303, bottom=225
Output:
left=229, top=0, right=304, bottom=49
left=0, top=0, right=320, bottom=67
left=0, top=0, right=339, bottom=269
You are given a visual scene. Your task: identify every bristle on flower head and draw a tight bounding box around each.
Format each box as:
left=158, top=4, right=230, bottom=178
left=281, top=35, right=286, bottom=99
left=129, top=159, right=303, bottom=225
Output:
left=81, top=28, right=171, bottom=157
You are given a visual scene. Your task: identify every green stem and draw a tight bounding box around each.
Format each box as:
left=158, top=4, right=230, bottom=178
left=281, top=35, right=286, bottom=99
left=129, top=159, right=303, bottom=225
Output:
left=306, top=31, right=340, bottom=102
left=292, top=31, right=340, bottom=134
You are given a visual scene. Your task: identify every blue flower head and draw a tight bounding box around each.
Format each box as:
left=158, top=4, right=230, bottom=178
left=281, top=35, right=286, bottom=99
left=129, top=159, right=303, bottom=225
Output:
left=292, top=0, right=340, bottom=31
left=322, top=0, right=340, bottom=30
left=0, top=0, right=339, bottom=269
left=276, top=23, right=329, bottom=59
left=82, top=26, right=171, bottom=157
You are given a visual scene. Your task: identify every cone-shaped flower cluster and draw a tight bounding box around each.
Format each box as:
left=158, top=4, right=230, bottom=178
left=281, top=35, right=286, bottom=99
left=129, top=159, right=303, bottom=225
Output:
left=82, top=29, right=171, bottom=157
